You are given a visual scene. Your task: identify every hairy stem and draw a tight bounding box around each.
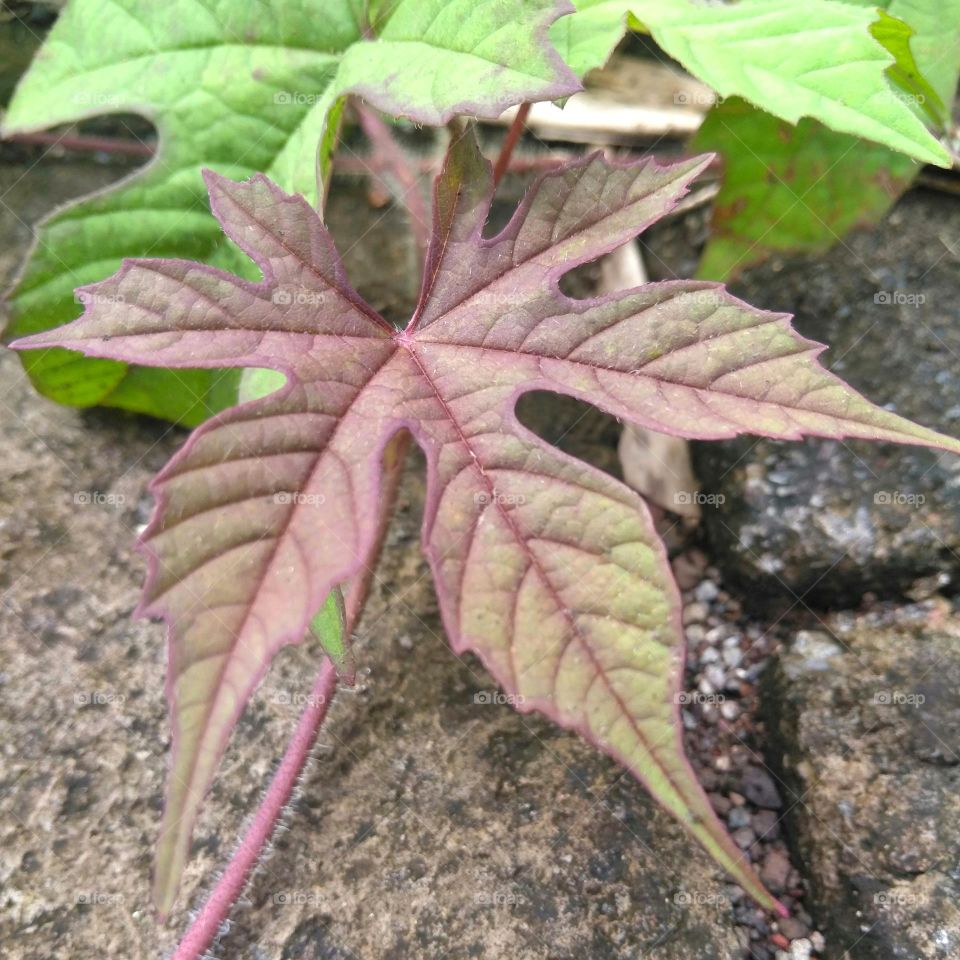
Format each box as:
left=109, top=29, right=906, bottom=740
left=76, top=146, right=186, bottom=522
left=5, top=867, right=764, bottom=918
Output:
left=169, top=658, right=338, bottom=960
left=493, top=102, right=531, bottom=186
left=170, top=432, right=410, bottom=959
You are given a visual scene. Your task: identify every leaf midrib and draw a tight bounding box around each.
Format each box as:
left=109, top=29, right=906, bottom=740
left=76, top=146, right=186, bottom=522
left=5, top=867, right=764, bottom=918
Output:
left=152, top=340, right=397, bottom=898
left=404, top=342, right=697, bottom=814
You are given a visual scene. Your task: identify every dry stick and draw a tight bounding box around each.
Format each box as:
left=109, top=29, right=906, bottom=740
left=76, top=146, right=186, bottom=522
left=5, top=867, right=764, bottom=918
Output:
left=4, top=130, right=720, bottom=191
left=4, top=130, right=155, bottom=157
left=170, top=436, right=411, bottom=960
left=8, top=127, right=574, bottom=175
left=492, top=102, right=531, bottom=187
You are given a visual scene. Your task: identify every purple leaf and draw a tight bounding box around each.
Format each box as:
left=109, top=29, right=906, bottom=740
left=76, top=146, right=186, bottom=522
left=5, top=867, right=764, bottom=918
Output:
left=15, top=129, right=959, bottom=915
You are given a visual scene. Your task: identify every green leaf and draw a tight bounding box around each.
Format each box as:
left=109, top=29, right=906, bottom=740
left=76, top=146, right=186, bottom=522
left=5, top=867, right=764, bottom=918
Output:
left=310, top=589, right=355, bottom=684
left=868, top=9, right=944, bottom=128
left=2, top=0, right=578, bottom=423
left=549, top=0, right=634, bottom=76
left=694, top=1, right=960, bottom=280
left=845, top=0, right=960, bottom=119
left=551, top=0, right=950, bottom=166
left=693, top=98, right=917, bottom=281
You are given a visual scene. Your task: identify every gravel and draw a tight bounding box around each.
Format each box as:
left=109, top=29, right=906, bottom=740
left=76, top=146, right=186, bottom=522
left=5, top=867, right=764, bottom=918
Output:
left=673, top=553, right=826, bottom=959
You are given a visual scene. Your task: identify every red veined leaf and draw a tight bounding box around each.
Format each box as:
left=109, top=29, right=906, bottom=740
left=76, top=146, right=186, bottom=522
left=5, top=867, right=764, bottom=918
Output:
left=15, top=128, right=959, bottom=914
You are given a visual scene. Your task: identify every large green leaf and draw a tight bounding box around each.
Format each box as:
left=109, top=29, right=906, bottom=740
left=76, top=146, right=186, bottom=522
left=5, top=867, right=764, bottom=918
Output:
left=550, top=0, right=950, bottom=165
left=693, top=99, right=917, bottom=280
left=695, top=0, right=960, bottom=280
left=2, top=0, right=578, bottom=423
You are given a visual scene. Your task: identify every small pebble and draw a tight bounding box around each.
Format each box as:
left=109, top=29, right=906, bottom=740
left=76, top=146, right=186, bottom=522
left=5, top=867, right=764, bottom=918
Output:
left=695, top=580, right=719, bottom=603
left=777, top=916, right=810, bottom=940
left=723, top=883, right=745, bottom=904
left=709, top=792, right=731, bottom=815
left=728, top=807, right=752, bottom=829
left=705, top=664, right=726, bottom=689
left=752, top=809, right=781, bottom=840
left=706, top=625, right=732, bottom=644
left=732, top=826, right=756, bottom=849
left=810, top=931, right=825, bottom=952
left=700, top=646, right=720, bottom=664
left=789, top=939, right=813, bottom=960
left=699, top=768, right=719, bottom=790
left=723, top=646, right=744, bottom=668
left=683, top=602, right=709, bottom=625
left=686, top=624, right=707, bottom=644
left=720, top=700, right=741, bottom=721
left=726, top=671, right=746, bottom=693
left=743, top=766, right=784, bottom=809
left=761, top=848, right=792, bottom=892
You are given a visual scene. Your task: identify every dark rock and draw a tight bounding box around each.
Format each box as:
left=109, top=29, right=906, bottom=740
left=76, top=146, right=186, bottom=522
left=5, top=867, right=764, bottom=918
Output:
left=693, top=190, right=960, bottom=608
left=763, top=605, right=960, bottom=959
left=776, top=916, right=810, bottom=941
left=732, top=827, right=757, bottom=850
left=742, top=766, right=783, bottom=810
left=751, top=810, right=780, bottom=842
left=759, top=848, right=791, bottom=894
